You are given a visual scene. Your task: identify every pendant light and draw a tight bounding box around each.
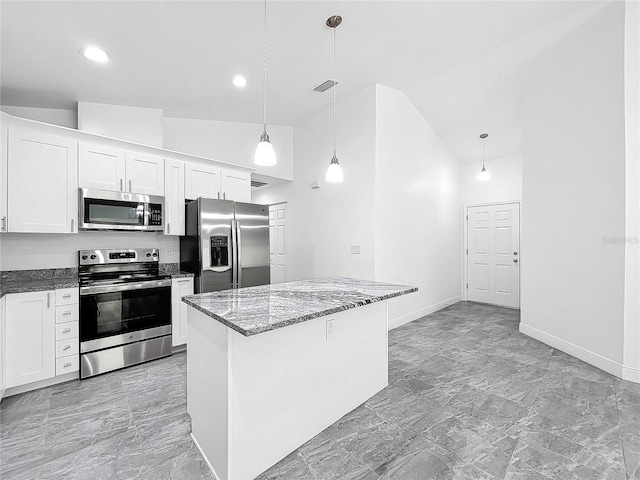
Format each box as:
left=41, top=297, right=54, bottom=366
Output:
left=254, top=0, right=276, bottom=167
left=477, top=133, right=490, bottom=181
left=325, top=15, right=343, bottom=183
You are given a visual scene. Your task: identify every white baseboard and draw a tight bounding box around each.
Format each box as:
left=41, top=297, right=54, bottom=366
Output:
left=3, top=371, right=78, bottom=399
left=622, top=364, right=640, bottom=383
left=191, top=433, right=220, bottom=480
left=388, top=295, right=461, bottom=330
left=519, top=323, right=635, bottom=381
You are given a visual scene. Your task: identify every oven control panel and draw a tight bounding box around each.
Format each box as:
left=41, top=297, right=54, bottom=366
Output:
left=79, top=248, right=160, bottom=265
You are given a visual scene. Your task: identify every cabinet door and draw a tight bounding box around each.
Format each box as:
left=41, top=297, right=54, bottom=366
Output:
left=185, top=163, right=220, bottom=200
left=164, top=158, right=185, bottom=236
left=1, top=124, right=7, bottom=232
left=0, top=297, right=5, bottom=400
left=5, top=291, right=55, bottom=388
left=172, top=277, right=194, bottom=347
left=220, top=167, right=251, bottom=202
left=78, top=143, right=126, bottom=192
left=125, top=151, right=165, bottom=195
left=8, top=129, right=78, bottom=233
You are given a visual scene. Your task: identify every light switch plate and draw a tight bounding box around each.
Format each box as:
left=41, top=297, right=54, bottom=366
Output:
left=350, top=245, right=361, bottom=254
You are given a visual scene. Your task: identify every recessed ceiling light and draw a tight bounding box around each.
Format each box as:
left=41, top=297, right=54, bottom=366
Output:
left=80, top=46, right=110, bottom=64
left=231, top=75, right=247, bottom=88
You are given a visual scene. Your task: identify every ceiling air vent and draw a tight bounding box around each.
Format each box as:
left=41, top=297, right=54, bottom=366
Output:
left=313, top=79, right=339, bottom=93
left=251, top=180, right=269, bottom=188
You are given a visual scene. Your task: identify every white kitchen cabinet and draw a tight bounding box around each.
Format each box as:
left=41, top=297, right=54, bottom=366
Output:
left=7, top=129, right=78, bottom=233
left=53, top=288, right=79, bottom=376
left=164, top=158, right=185, bottom=236
left=78, top=143, right=164, bottom=196
left=1, top=123, right=8, bottom=233
left=0, top=296, right=6, bottom=400
left=5, top=290, right=56, bottom=388
left=125, top=151, right=165, bottom=196
left=185, top=163, right=220, bottom=200
left=172, top=277, right=194, bottom=347
left=185, top=163, right=251, bottom=202
left=221, top=168, right=251, bottom=202
left=78, top=143, right=126, bottom=192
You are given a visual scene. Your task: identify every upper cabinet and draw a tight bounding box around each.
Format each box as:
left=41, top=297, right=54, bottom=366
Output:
left=185, top=163, right=250, bottom=203
left=7, top=128, right=78, bottom=234
left=164, top=158, right=185, bottom=236
left=79, top=143, right=164, bottom=196
left=125, top=151, right=165, bottom=196
left=1, top=124, right=7, bottom=233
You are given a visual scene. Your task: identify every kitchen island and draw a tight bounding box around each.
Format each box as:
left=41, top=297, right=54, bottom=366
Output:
left=182, top=277, right=417, bottom=480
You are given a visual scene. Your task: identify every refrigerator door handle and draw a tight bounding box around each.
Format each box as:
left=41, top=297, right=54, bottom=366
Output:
left=231, top=219, right=238, bottom=288
left=236, top=221, right=242, bottom=288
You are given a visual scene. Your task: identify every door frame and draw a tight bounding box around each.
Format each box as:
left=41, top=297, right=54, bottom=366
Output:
left=462, top=200, right=522, bottom=304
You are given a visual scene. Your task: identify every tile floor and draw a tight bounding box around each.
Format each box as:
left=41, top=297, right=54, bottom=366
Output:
left=1, top=302, right=638, bottom=479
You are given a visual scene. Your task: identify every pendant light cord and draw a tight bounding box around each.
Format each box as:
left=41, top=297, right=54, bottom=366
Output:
left=262, top=0, right=267, bottom=133
left=332, top=25, right=337, bottom=157
left=482, top=136, right=485, bottom=168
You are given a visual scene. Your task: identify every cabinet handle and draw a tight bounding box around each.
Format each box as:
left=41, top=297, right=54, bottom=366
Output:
left=64, top=362, right=72, bottom=368
left=47, top=292, right=51, bottom=308
left=223, top=192, right=226, bottom=200
left=63, top=310, right=71, bottom=316
left=63, top=345, right=71, bottom=351
left=63, top=328, right=72, bottom=334
left=129, top=180, right=132, bottom=192
left=120, top=179, right=124, bottom=191
left=71, top=219, right=74, bottom=232
left=167, top=222, right=170, bottom=234
left=1, top=216, right=5, bottom=231
left=63, top=294, right=72, bottom=299
left=177, top=279, right=190, bottom=284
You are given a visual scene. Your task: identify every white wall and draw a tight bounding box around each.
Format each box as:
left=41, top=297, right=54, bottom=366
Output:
left=460, top=154, right=523, bottom=206
left=255, top=84, right=461, bottom=327
left=624, top=0, right=640, bottom=382
left=78, top=102, right=164, bottom=147
left=521, top=2, right=626, bottom=372
left=253, top=86, right=376, bottom=281
left=375, top=85, right=461, bottom=327
left=0, top=105, right=77, bottom=129
left=0, top=232, right=179, bottom=270
left=164, top=117, right=293, bottom=181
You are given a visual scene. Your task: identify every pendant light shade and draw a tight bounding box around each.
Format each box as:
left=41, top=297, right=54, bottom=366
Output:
left=477, top=133, right=490, bottom=181
left=255, top=0, right=277, bottom=167
left=325, top=15, right=343, bottom=183
left=255, top=132, right=276, bottom=166
left=326, top=155, right=343, bottom=182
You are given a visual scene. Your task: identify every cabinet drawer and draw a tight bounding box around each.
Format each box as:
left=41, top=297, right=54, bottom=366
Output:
left=55, top=288, right=79, bottom=306
left=55, top=322, right=79, bottom=341
left=56, top=355, right=79, bottom=375
left=55, top=305, right=79, bottom=324
left=55, top=338, right=79, bottom=358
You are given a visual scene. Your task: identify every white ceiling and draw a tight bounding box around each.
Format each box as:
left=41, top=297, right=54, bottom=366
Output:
left=0, top=1, right=604, bottom=163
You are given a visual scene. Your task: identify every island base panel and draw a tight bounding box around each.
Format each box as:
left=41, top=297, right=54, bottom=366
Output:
left=187, top=300, right=389, bottom=480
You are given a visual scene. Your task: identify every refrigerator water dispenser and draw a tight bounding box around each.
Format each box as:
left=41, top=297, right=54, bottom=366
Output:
left=210, top=236, right=229, bottom=267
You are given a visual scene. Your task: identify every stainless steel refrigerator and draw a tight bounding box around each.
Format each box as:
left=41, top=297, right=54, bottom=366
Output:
left=180, top=198, right=270, bottom=293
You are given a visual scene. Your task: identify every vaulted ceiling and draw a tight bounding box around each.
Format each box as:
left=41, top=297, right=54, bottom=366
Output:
left=1, top=1, right=605, bottom=163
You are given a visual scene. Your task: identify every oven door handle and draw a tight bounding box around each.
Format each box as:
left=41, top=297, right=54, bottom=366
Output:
left=80, top=279, right=171, bottom=295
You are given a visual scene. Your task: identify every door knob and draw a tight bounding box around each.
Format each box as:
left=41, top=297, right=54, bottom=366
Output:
left=513, top=259, right=518, bottom=263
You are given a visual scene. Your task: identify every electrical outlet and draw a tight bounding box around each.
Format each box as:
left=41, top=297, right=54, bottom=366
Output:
left=168, top=245, right=175, bottom=256
left=350, top=245, right=361, bottom=255
left=326, top=319, right=335, bottom=340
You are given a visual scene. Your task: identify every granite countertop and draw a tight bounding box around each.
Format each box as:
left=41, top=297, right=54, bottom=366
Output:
left=182, top=277, right=417, bottom=337
left=170, top=272, right=195, bottom=279
left=0, top=277, right=79, bottom=298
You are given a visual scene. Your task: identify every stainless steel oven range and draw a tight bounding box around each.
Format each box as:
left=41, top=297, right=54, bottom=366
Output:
left=79, top=248, right=172, bottom=379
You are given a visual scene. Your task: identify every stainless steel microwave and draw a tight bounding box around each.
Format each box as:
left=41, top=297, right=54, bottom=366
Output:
left=79, top=188, right=164, bottom=231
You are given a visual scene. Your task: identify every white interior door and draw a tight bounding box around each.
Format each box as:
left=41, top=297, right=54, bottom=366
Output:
left=467, top=203, right=520, bottom=308
left=268, top=203, right=287, bottom=284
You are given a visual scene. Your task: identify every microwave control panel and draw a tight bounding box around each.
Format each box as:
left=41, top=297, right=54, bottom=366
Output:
left=148, top=204, right=163, bottom=226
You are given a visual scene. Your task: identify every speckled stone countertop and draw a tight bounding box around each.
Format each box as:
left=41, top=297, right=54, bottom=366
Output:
left=159, top=263, right=194, bottom=279
left=0, top=268, right=79, bottom=299
left=182, top=277, right=417, bottom=337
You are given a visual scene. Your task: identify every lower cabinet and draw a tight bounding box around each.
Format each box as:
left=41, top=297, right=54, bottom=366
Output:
left=4, top=288, right=79, bottom=390
left=0, top=297, right=6, bottom=400
left=5, top=290, right=56, bottom=388
left=172, top=277, right=194, bottom=347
